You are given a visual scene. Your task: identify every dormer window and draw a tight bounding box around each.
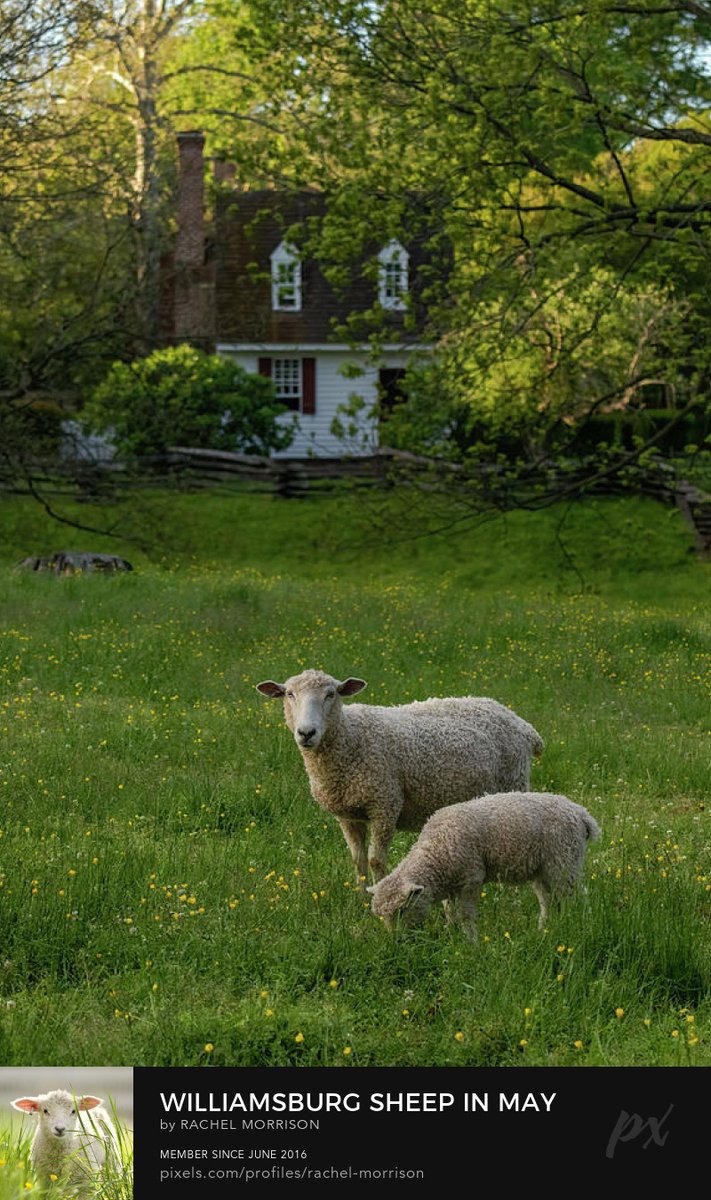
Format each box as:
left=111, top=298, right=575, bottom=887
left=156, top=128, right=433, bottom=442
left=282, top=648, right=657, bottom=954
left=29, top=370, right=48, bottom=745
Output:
left=270, top=240, right=302, bottom=311
left=378, top=239, right=409, bottom=310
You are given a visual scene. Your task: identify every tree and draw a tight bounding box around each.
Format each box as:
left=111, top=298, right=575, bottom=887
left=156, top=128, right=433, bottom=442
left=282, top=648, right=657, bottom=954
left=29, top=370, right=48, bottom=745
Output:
left=203, top=1, right=711, bottom=493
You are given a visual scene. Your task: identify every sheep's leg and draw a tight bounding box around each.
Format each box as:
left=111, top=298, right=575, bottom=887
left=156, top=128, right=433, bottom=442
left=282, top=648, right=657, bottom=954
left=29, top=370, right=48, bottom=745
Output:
left=532, top=880, right=551, bottom=929
left=455, top=886, right=479, bottom=941
left=367, top=814, right=398, bottom=883
left=337, top=818, right=368, bottom=886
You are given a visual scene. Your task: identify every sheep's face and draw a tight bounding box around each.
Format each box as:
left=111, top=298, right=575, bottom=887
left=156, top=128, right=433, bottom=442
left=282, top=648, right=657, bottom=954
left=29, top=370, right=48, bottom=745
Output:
left=12, top=1092, right=104, bottom=1139
left=256, top=670, right=366, bottom=751
left=367, top=878, right=430, bottom=931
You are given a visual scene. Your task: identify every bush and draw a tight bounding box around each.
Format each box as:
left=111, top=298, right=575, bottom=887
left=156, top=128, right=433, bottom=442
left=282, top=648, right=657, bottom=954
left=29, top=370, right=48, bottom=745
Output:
left=567, top=408, right=711, bottom=456
left=83, top=345, right=295, bottom=458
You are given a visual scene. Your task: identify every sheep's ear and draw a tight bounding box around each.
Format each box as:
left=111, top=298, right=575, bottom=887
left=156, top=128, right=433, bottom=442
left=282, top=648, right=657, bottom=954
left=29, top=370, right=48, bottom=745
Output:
left=78, top=1096, right=104, bottom=1111
left=256, top=681, right=286, bottom=698
left=401, top=885, right=424, bottom=910
left=12, top=1097, right=39, bottom=1113
left=338, top=678, right=367, bottom=696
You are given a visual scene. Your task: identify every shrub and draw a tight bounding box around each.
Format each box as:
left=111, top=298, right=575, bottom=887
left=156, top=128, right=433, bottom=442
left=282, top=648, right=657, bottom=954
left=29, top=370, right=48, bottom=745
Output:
left=83, top=345, right=295, bottom=458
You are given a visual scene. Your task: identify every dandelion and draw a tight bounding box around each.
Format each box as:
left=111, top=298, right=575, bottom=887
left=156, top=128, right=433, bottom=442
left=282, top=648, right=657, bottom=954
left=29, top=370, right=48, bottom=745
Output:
left=524, top=1007, right=532, bottom=1017
left=329, top=979, right=339, bottom=989
left=343, top=1046, right=352, bottom=1056
left=264, top=1010, right=274, bottom=1017
left=454, top=1031, right=464, bottom=1042
left=615, top=1008, right=624, bottom=1018
left=519, top=1039, right=528, bottom=1048
left=49, top=1175, right=58, bottom=1182
left=671, top=1030, right=679, bottom=1038
left=259, top=990, right=269, bottom=999
left=574, top=1040, right=583, bottom=1050
left=204, top=1043, right=214, bottom=1053
left=688, top=1036, right=699, bottom=1046
left=643, top=1018, right=651, bottom=1027
left=295, top=1032, right=304, bottom=1044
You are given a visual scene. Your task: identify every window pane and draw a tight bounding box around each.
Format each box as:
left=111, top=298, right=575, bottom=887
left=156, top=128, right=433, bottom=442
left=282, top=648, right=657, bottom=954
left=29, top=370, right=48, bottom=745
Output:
left=271, top=246, right=301, bottom=311
left=273, top=358, right=301, bottom=411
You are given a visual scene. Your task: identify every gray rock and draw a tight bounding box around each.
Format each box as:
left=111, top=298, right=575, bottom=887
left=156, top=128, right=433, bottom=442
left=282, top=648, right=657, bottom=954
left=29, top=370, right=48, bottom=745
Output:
left=17, top=552, right=133, bottom=574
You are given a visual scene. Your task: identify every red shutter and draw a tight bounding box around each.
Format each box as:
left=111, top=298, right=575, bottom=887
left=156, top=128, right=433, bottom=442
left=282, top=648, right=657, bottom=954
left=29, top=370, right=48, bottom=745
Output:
left=258, top=357, right=272, bottom=378
left=301, top=357, right=316, bottom=414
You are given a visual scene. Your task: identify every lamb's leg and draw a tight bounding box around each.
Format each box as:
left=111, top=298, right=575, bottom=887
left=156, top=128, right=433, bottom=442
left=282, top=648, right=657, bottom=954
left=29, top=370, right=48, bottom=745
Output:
left=337, top=818, right=368, bottom=885
left=455, top=885, right=479, bottom=941
left=531, top=880, right=551, bottom=929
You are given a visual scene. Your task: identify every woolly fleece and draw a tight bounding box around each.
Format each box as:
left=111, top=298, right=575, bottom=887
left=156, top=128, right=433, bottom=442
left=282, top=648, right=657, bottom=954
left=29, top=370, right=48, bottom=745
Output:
left=368, top=791, right=601, bottom=936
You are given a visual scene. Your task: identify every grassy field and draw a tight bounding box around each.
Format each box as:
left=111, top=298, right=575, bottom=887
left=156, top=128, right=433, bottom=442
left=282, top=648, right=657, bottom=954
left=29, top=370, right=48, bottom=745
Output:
left=0, top=488, right=709, bottom=1068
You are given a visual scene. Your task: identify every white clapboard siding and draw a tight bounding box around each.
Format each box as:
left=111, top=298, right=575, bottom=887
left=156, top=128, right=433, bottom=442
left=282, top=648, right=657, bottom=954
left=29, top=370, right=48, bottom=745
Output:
left=218, top=348, right=411, bottom=458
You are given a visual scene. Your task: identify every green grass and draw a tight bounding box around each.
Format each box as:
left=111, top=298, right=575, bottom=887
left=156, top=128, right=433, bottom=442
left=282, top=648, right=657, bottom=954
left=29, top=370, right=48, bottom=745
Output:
left=0, top=488, right=709, bottom=1066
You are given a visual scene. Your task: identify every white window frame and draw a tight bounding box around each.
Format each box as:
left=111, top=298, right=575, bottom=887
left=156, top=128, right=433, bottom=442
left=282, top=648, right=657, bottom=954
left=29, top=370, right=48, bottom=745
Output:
left=270, top=240, right=302, bottom=311
left=272, top=357, right=302, bottom=410
left=378, top=239, right=409, bottom=310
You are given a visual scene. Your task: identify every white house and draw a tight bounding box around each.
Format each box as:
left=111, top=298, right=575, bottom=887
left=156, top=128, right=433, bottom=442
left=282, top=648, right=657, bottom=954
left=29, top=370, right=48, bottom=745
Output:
left=162, top=133, right=433, bottom=458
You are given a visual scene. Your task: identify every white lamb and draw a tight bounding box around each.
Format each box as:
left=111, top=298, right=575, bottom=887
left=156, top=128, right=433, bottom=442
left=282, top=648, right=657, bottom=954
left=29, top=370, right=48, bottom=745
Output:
left=12, top=1089, right=118, bottom=1193
left=256, top=670, right=544, bottom=882
left=367, top=791, right=601, bottom=938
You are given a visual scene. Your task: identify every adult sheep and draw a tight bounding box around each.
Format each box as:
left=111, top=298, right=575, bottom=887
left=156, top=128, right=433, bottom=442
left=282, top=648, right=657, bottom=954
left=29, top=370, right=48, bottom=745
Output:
left=11, top=1089, right=118, bottom=1194
left=256, top=669, right=544, bottom=883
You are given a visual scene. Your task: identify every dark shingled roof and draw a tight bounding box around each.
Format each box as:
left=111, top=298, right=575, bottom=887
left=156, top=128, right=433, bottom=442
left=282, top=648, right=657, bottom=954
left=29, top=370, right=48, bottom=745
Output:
left=213, top=189, right=431, bottom=345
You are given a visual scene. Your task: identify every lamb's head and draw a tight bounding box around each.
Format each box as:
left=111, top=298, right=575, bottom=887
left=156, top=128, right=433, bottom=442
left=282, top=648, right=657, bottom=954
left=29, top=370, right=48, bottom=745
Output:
left=256, top=670, right=366, bottom=750
left=367, top=875, right=431, bottom=931
left=12, top=1091, right=104, bottom=1139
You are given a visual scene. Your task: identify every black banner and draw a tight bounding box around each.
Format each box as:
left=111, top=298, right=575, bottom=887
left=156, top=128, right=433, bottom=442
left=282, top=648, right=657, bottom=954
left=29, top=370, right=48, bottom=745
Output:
left=133, top=1066, right=707, bottom=1193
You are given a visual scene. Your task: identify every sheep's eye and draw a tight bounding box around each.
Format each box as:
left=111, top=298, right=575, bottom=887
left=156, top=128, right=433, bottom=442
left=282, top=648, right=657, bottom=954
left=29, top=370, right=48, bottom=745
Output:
left=71, top=1109, right=75, bottom=1115
left=325, top=689, right=335, bottom=699
left=43, top=1109, right=48, bottom=1115
left=285, top=690, right=294, bottom=699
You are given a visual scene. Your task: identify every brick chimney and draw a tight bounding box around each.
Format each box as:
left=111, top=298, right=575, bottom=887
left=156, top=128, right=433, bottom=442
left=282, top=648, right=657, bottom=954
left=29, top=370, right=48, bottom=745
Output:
left=175, top=131, right=206, bottom=270
left=213, top=158, right=236, bottom=188
left=172, top=130, right=214, bottom=345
